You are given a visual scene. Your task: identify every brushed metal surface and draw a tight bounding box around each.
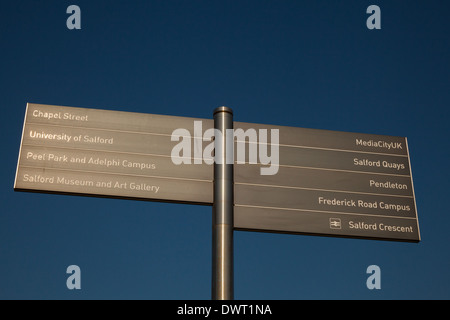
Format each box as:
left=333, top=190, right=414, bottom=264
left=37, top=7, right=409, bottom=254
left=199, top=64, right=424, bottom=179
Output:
left=232, top=121, right=419, bottom=242
left=211, top=106, right=234, bottom=300
left=16, top=103, right=214, bottom=205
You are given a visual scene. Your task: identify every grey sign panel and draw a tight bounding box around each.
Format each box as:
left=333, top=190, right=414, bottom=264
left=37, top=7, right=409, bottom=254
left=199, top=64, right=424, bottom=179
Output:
left=270, top=145, right=410, bottom=176
left=18, top=145, right=212, bottom=181
left=25, top=103, right=213, bottom=135
left=234, top=206, right=419, bottom=242
left=16, top=166, right=212, bottom=205
left=235, top=164, right=413, bottom=197
left=233, top=121, right=420, bottom=242
left=15, top=103, right=213, bottom=205
left=235, top=121, right=408, bottom=156
left=235, top=184, right=416, bottom=219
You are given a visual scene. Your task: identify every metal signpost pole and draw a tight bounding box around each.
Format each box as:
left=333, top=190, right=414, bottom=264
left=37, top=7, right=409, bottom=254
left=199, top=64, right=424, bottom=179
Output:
left=211, top=106, right=234, bottom=300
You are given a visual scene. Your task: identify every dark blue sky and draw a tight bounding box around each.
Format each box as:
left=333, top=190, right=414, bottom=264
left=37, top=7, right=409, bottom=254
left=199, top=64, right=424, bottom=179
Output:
left=1, top=1, right=449, bottom=299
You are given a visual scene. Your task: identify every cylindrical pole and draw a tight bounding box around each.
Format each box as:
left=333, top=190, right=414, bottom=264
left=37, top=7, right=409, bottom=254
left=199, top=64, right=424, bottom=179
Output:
left=212, top=106, right=234, bottom=300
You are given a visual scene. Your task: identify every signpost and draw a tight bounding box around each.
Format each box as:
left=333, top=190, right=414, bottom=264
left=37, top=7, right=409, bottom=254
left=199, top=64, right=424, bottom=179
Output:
left=14, top=102, right=421, bottom=300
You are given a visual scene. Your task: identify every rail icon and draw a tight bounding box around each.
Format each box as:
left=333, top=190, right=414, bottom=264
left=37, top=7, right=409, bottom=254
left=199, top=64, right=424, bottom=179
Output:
left=329, top=218, right=342, bottom=229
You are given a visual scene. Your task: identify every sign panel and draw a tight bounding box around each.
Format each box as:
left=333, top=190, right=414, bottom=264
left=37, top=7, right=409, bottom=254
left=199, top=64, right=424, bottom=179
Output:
left=15, top=103, right=420, bottom=242
left=233, top=122, right=420, bottom=242
left=15, top=103, right=213, bottom=205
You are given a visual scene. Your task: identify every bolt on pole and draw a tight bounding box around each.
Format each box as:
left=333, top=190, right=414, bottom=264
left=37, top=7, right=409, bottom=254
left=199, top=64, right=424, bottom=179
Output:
left=211, top=106, right=234, bottom=300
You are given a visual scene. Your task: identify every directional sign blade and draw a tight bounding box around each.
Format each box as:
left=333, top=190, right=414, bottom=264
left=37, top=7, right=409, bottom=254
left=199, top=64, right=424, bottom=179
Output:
left=233, top=122, right=420, bottom=242
left=14, top=103, right=213, bottom=205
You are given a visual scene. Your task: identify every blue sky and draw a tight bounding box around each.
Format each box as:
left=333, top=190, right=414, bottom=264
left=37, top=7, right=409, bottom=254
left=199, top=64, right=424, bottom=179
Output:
left=1, top=0, right=449, bottom=299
